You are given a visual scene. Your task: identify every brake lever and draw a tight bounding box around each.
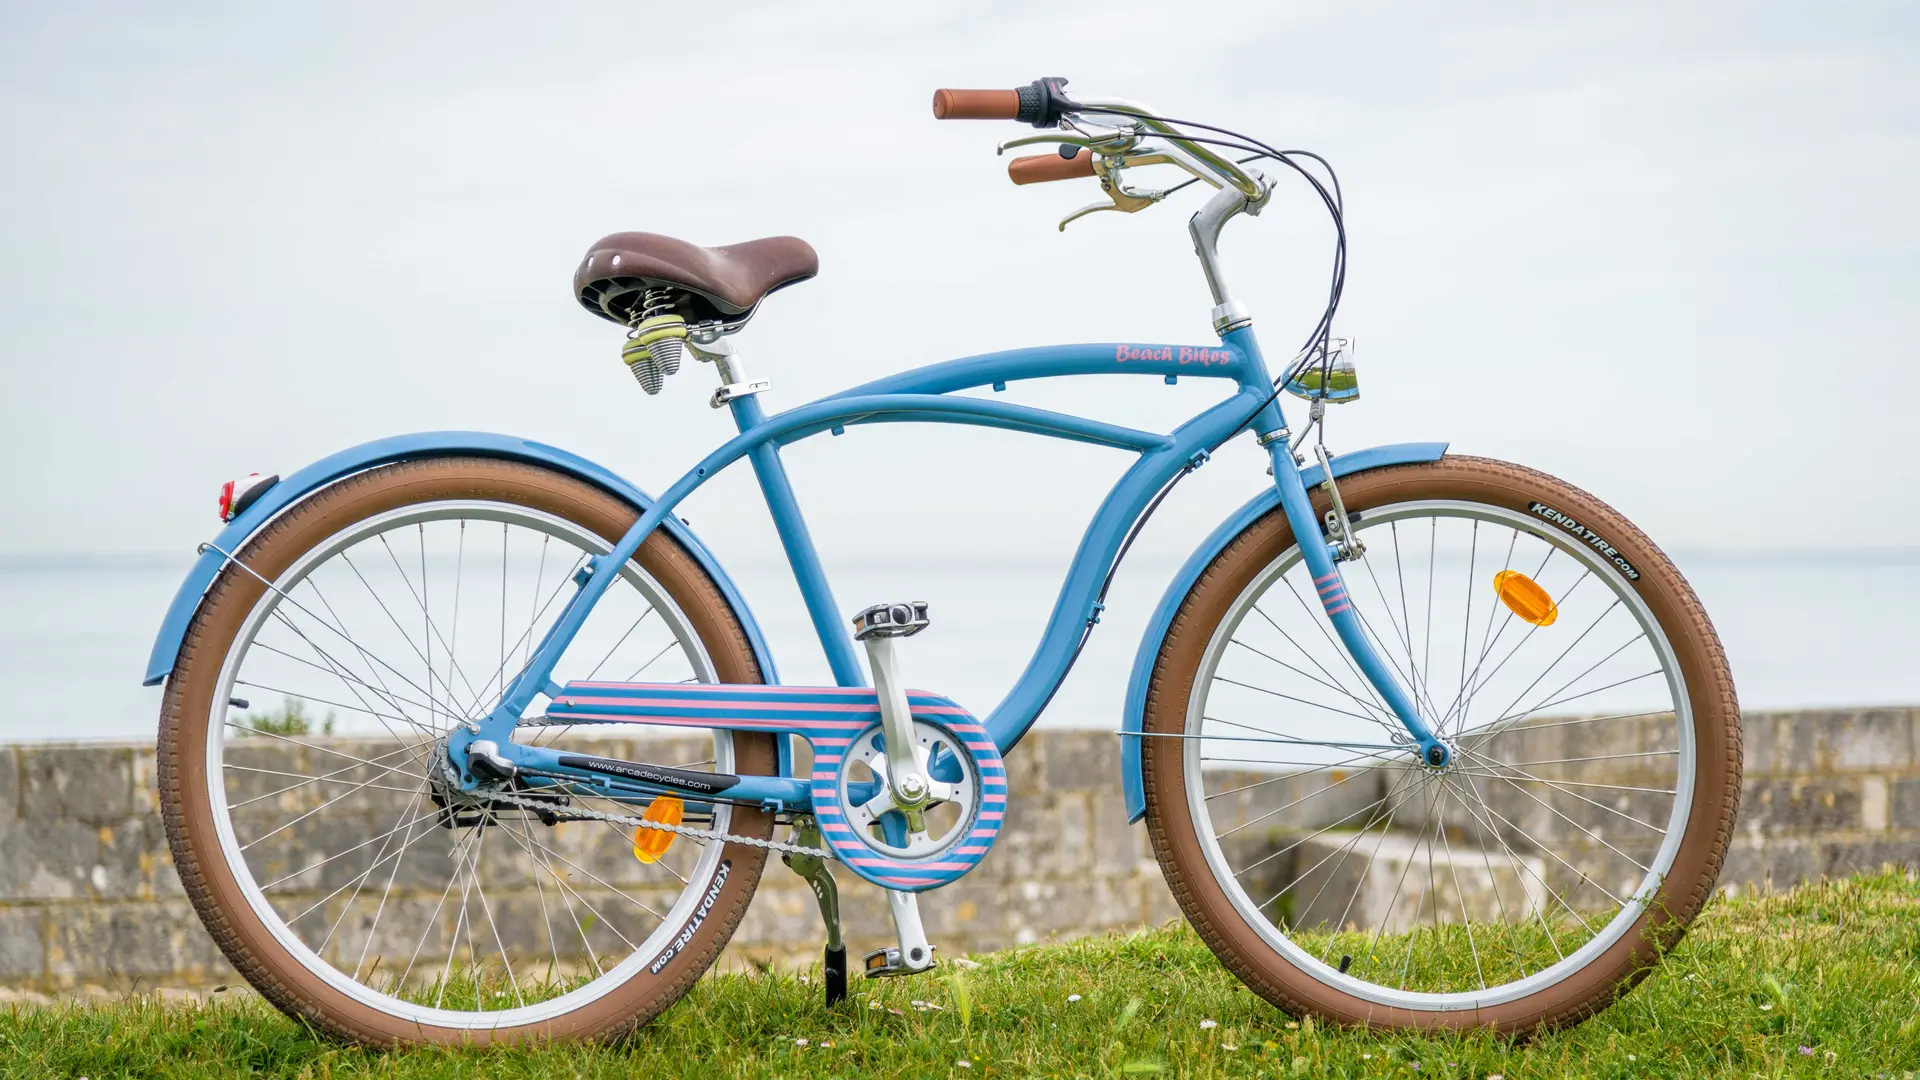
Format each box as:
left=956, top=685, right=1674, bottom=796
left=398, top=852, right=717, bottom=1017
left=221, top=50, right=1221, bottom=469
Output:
left=1058, top=151, right=1171, bottom=231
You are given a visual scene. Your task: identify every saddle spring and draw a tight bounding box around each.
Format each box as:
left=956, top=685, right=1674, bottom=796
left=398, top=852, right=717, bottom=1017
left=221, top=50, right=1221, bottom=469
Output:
left=621, top=286, right=689, bottom=395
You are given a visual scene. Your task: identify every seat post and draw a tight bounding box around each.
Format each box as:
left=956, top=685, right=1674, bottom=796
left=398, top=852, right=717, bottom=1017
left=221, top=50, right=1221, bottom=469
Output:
left=687, top=326, right=772, bottom=410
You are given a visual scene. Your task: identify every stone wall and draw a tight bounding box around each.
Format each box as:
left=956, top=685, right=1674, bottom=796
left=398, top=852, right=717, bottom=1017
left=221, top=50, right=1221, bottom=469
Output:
left=0, top=711, right=1914, bottom=995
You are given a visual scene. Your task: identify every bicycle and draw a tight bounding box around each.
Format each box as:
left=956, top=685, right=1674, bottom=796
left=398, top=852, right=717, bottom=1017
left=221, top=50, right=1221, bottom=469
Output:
left=147, top=77, right=1740, bottom=1045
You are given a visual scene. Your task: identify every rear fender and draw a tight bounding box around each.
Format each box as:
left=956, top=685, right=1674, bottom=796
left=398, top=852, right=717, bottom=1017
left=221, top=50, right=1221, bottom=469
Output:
left=143, top=431, right=778, bottom=687
left=1118, top=442, right=1448, bottom=821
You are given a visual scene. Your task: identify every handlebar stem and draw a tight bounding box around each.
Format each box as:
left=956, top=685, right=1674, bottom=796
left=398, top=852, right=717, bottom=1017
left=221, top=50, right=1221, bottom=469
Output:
left=1190, top=183, right=1262, bottom=332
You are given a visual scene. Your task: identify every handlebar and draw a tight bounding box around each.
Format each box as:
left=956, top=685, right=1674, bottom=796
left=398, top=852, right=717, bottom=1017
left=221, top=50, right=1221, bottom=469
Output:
left=934, top=78, right=1264, bottom=202
left=1007, top=148, right=1094, bottom=185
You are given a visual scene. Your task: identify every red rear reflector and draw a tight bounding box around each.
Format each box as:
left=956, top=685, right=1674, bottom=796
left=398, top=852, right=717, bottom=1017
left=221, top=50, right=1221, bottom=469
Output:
left=218, top=473, right=276, bottom=523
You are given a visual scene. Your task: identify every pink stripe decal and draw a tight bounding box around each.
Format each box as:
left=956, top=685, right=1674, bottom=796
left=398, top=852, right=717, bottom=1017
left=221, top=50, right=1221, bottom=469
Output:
left=561, top=695, right=879, bottom=713
left=547, top=711, right=872, bottom=731
left=1326, top=602, right=1352, bottom=615
left=568, top=681, right=876, bottom=695
left=978, top=811, right=1004, bottom=820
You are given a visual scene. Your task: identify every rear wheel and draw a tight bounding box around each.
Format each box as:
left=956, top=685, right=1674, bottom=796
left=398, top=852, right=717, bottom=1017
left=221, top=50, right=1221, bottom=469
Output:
left=157, top=456, right=776, bottom=1045
left=1141, top=456, right=1739, bottom=1032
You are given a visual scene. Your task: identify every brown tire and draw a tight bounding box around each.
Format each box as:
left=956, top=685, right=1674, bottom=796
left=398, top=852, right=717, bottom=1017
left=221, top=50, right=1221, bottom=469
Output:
left=156, top=456, right=778, bottom=1046
left=1141, top=455, right=1739, bottom=1034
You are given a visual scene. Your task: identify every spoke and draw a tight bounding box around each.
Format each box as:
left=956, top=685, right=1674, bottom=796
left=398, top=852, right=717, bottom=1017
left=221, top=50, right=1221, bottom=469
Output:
left=489, top=813, right=608, bottom=977
left=620, top=636, right=683, bottom=684
left=1211, top=676, right=1402, bottom=727
left=498, top=812, right=564, bottom=983
left=1460, top=747, right=1669, bottom=833
left=1166, top=720, right=1409, bottom=752
left=241, top=761, right=434, bottom=852
left=1456, top=520, right=1481, bottom=717
left=508, top=829, right=668, bottom=922
left=1354, top=542, right=1444, bottom=723
left=1462, top=752, right=1655, bottom=875
left=1434, top=783, right=1487, bottom=990
left=1438, top=777, right=1567, bottom=967
left=489, top=814, right=640, bottom=954
left=1483, top=669, right=1666, bottom=724
left=260, top=803, right=445, bottom=893
left=1442, top=530, right=1526, bottom=730
left=524, top=534, right=550, bottom=674
left=1466, top=631, right=1648, bottom=752
left=226, top=761, right=425, bottom=809
left=223, top=721, right=435, bottom=778
left=1306, top=768, right=1430, bottom=965
left=1448, top=768, right=1676, bottom=796
left=1422, top=517, right=1436, bottom=705
left=586, top=608, right=657, bottom=682
left=467, top=551, right=592, bottom=719
left=1473, top=748, right=1677, bottom=770
left=319, top=785, right=429, bottom=953
left=234, top=680, right=422, bottom=731
left=1396, top=792, right=1449, bottom=990
left=1241, top=763, right=1426, bottom=891
left=352, top=786, right=437, bottom=981
left=1274, top=581, right=1396, bottom=723
left=1445, top=561, right=1593, bottom=736
left=1472, top=598, right=1626, bottom=740
left=467, top=825, right=525, bottom=1008
left=400, top=825, right=482, bottom=989
left=375, top=529, right=487, bottom=720
left=337, top=550, right=476, bottom=719
left=1452, top=707, right=1671, bottom=742
left=1468, top=794, right=1621, bottom=914
left=253, top=625, right=444, bottom=739
left=1355, top=780, right=1449, bottom=974
left=1226, top=636, right=1394, bottom=725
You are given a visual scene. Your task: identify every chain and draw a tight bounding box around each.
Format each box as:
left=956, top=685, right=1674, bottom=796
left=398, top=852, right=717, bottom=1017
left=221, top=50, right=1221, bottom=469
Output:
left=470, top=779, right=835, bottom=860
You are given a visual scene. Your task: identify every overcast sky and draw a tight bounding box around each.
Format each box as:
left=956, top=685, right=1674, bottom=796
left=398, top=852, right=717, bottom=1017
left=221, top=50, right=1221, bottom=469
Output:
left=2, top=0, right=1915, bottom=576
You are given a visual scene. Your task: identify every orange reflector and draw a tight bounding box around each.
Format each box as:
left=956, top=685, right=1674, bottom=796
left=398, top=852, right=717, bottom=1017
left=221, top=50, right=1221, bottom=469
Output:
left=633, top=795, right=684, bottom=864
left=1494, top=570, right=1558, bottom=627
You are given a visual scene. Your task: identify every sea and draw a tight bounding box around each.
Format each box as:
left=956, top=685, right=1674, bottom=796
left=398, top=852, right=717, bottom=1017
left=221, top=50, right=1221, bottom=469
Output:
left=0, top=551, right=1915, bottom=744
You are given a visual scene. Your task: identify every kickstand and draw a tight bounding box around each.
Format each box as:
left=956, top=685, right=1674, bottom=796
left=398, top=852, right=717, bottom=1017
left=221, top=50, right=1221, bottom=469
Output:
left=781, top=818, right=847, bottom=1005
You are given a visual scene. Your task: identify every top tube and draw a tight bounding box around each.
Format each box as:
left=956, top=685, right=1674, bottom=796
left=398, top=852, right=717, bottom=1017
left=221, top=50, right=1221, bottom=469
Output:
left=833, top=339, right=1267, bottom=400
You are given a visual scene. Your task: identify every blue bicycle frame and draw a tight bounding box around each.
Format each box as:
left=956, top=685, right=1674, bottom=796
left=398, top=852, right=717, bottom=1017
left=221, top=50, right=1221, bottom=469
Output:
left=445, top=323, right=1448, bottom=810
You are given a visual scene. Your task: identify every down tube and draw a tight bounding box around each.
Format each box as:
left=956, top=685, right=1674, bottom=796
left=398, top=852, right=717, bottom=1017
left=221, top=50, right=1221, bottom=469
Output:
left=980, top=389, right=1272, bottom=756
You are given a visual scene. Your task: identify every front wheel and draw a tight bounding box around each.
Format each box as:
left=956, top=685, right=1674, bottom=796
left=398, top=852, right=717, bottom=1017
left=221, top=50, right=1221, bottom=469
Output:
left=1141, top=456, right=1740, bottom=1033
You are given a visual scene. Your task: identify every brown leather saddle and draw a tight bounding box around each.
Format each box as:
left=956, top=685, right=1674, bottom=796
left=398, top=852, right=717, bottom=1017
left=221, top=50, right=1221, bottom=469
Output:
left=574, top=232, right=818, bottom=331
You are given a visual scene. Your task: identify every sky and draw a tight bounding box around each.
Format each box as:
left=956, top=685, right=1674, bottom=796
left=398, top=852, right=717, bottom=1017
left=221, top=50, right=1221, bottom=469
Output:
left=0, top=3, right=1915, bottom=642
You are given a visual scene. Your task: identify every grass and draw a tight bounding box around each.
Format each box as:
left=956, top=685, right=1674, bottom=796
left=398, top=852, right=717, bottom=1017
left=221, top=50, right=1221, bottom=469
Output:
left=3, top=870, right=1918, bottom=1078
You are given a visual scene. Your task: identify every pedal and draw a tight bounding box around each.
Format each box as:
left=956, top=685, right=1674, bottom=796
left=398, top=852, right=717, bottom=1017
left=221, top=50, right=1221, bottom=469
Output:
left=863, top=944, right=937, bottom=979
left=851, top=601, right=930, bottom=640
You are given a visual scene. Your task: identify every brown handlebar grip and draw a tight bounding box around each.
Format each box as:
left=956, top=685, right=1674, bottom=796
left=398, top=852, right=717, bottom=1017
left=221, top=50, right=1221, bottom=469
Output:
left=932, top=88, right=1021, bottom=120
left=1008, top=148, right=1095, bottom=185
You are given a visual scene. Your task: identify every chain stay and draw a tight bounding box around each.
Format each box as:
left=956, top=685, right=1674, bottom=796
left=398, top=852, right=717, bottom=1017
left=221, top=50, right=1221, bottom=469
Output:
left=476, top=779, right=835, bottom=860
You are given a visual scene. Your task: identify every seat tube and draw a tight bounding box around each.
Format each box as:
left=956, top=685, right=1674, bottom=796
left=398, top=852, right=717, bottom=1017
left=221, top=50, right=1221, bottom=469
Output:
left=728, top=395, right=866, bottom=687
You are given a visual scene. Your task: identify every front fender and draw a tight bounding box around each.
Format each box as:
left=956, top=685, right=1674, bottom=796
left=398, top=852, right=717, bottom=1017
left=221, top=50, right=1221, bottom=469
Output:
left=143, top=431, right=777, bottom=686
left=1118, top=441, right=1448, bottom=822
